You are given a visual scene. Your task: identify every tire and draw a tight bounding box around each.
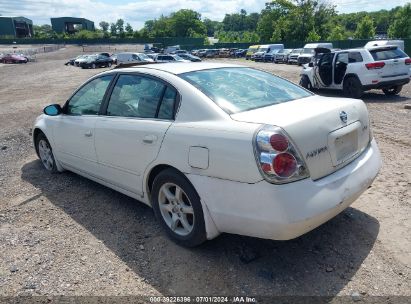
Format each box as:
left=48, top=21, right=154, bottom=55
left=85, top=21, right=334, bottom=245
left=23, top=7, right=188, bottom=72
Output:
left=382, top=85, right=402, bottom=96
left=108, top=62, right=112, bottom=67
left=299, top=75, right=312, bottom=91
left=91, top=63, right=96, bottom=69
left=151, top=168, right=206, bottom=247
left=343, top=76, right=363, bottom=99
left=35, top=133, right=58, bottom=173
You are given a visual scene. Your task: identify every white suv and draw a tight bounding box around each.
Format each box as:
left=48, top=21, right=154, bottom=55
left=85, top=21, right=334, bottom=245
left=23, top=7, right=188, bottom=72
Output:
left=300, top=46, right=411, bottom=98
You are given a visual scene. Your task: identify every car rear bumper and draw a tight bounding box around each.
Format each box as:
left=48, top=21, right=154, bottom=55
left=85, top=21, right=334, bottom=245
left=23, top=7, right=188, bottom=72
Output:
left=187, top=139, right=381, bottom=241
left=363, top=77, right=410, bottom=90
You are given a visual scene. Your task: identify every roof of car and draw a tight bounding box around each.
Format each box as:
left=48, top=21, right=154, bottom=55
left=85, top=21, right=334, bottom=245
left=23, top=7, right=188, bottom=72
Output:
left=113, top=62, right=242, bottom=75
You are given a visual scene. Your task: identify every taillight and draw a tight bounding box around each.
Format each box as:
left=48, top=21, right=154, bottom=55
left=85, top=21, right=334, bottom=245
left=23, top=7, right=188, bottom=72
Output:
left=405, top=58, right=411, bottom=65
left=365, top=62, right=385, bottom=69
left=254, top=126, right=309, bottom=184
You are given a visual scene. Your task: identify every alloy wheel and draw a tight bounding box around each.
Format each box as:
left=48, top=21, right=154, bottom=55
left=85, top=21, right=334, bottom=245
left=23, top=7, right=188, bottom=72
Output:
left=158, top=182, right=195, bottom=236
left=38, top=139, right=54, bottom=171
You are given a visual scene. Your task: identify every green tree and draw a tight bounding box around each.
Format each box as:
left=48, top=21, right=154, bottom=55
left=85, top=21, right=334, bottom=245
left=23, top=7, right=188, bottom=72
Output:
left=170, top=9, right=206, bottom=37
left=99, top=21, right=109, bottom=32
left=354, top=15, right=375, bottom=39
left=388, top=3, right=411, bottom=38
left=327, top=24, right=347, bottom=40
left=125, top=23, right=133, bottom=36
left=116, top=19, right=125, bottom=37
left=110, top=23, right=117, bottom=36
left=307, top=28, right=320, bottom=42
left=33, top=24, right=57, bottom=39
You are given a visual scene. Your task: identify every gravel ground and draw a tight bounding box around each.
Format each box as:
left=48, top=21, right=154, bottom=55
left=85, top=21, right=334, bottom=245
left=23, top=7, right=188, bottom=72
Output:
left=0, top=45, right=410, bottom=299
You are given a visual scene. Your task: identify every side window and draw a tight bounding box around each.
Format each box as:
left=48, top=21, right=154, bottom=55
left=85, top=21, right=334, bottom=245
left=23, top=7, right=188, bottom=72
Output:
left=106, top=74, right=165, bottom=118
left=158, top=87, right=177, bottom=120
left=335, top=52, right=349, bottom=65
left=67, top=75, right=113, bottom=115
left=132, top=54, right=139, bottom=60
left=319, top=53, right=335, bottom=67
left=348, top=52, right=363, bottom=63
left=158, top=56, right=164, bottom=60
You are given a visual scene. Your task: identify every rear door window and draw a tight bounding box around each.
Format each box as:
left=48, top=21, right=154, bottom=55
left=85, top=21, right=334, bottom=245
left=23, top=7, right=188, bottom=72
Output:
left=348, top=52, right=363, bottom=63
left=369, top=48, right=407, bottom=60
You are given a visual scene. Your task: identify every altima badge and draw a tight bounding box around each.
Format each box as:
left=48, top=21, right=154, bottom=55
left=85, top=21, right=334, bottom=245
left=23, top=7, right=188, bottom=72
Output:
left=340, top=111, right=348, bottom=123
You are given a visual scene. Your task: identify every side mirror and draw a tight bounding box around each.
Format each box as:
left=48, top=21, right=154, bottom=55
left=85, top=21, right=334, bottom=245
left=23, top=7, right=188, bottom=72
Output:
left=308, top=62, right=314, bottom=67
left=43, top=104, right=62, bottom=116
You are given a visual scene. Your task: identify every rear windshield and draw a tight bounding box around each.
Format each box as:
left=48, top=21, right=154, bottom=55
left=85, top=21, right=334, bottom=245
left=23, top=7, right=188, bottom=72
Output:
left=370, top=48, right=407, bottom=60
left=180, top=67, right=313, bottom=114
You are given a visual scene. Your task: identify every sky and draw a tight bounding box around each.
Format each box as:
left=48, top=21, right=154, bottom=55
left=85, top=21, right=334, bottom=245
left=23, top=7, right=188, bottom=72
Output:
left=0, top=0, right=409, bottom=30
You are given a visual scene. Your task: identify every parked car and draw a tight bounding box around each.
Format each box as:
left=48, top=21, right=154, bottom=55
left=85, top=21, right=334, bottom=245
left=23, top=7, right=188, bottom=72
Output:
left=298, top=43, right=333, bottom=65
left=299, top=46, right=411, bottom=98
left=65, top=55, right=83, bottom=66
left=172, top=50, right=189, bottom=55
left=116, top=52, right=154, bottom=65
left=205, top=49, right=219, bottom=58
left=245, top=45, right=259, bottom=60
left=253, top=44, right=284, bottom=62
left=79, top=54, right=113, bottom=69
left=154, top=54, right=190, bottom=63
left=178, top=53, right=201, bottom=62
left=165, top=45, right=180, bottom=54
left=288, top=48, right=303, bottom=64
left=98, top=52, right=111, bottom=58
left=274, top=49, right=293, bottom=63
left=1, top=53, right=28, bottom=64
left=234, top=49, right=247, bottom=58
left=74, top=55, right=91, bottom=67
left=365, top=40, right=404, bottom=51
left=34, top=63, right=381, bottom=247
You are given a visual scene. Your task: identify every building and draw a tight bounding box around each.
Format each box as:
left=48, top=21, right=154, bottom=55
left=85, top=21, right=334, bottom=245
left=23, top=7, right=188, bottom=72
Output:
left=0, top=16, right=33, bottom=38
left=51, top=17, right=95, bottom=34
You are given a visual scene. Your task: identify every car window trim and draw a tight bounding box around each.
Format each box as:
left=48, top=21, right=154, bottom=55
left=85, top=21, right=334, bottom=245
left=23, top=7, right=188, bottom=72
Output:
left=62, top=73, right=116, bottom=116
left=100, top=71, right=180, bottom=121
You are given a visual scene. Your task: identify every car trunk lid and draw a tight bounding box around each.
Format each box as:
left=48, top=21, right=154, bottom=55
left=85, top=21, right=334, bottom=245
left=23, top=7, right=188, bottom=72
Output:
left=231, top=95, right=371, bottom=180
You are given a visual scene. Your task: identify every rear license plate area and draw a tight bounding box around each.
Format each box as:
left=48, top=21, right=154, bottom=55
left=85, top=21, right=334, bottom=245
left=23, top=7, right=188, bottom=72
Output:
left=335, top=131, right=358, bottom=163
left=328, top=121, right=361, bottom=166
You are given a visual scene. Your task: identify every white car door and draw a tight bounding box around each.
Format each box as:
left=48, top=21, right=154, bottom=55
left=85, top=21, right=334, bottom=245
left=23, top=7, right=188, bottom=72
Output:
left=94, top=74, right=177, bottom=196
left=52, top=75, right=114, bottom=174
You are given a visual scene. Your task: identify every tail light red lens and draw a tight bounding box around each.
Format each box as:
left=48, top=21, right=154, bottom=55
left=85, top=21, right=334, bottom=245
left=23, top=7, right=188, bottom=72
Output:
left=254, top=126, right=309, bottom=184
left=405, top=58, right=411, bottom=65
left=270, top=134, right=288, bottom=152
left=273, top=153, right=297, bottom=177
left=365, top=62, right=385, bottom=70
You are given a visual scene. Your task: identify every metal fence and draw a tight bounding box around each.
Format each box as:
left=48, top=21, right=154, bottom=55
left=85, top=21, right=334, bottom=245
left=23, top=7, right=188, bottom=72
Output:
left=0, top=44, right=65, bottom=60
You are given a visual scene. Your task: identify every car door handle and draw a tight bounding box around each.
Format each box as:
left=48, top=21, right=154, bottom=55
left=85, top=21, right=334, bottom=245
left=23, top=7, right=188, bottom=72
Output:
left=84, top=130, right=93, bottom=137
left=143, top=135, right=157, bottom=144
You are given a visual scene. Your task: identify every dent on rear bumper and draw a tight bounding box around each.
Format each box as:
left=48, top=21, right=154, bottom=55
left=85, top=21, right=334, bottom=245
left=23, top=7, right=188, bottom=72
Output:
left=186, top=139, right=381, bottom=241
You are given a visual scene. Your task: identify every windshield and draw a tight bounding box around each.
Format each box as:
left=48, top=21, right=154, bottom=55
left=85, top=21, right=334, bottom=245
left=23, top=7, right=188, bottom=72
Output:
left=258, top=47, right=268, bottom=52
left=174, top=55, right=184, bottom=60
left=138, top=53, right=149, bottom=60
left=303, top=48, right=315, bottom=54
left=180, top=68, right=313, bottom=114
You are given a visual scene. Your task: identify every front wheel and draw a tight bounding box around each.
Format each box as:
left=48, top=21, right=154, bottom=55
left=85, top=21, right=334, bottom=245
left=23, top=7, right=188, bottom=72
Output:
left=36, top=133, right=58, bottom=173
left=343, top=76, right=363, bottom=99
left=91, top=63, right=96, bottom=69
left=152, top=169, right=206, bottom=247
left=382, top=85, right=402, bottom=96
left=107, top=62, right=112, bottom=67
left=299, top=75, right=312, bottom=91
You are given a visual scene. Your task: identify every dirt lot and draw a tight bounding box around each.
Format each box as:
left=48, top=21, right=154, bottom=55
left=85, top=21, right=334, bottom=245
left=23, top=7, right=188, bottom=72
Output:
left=0, top=45, right=410, bottom=299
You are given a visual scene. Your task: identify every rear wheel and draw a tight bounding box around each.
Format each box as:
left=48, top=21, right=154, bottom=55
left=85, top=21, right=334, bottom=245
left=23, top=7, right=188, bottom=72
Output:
left=343, top=76, right=363, bottom=99
left=299, top=75, right=312, bottom=91
left=107, top=62, right=112, bottom=67
left=91, top=63, right=96, bottom=69
left=382, top=85, right=402, bottom=96
left=152, top=169, right=206, bottom=247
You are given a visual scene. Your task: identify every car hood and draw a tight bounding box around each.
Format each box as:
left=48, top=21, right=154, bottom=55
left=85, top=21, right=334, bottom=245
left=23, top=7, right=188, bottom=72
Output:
left=231, top=95, right=371, bottom=180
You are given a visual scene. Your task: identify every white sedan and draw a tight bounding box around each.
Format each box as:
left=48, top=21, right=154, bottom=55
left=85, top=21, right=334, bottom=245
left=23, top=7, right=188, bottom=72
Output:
left=33, top=63, right=381, bottom=246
